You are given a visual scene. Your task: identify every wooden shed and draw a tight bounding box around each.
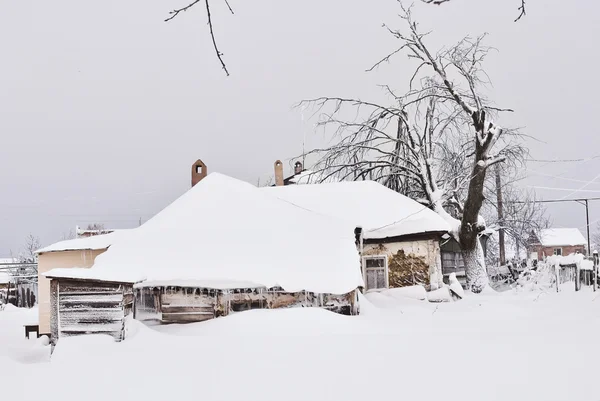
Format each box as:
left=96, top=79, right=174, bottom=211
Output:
left=46, top=275, right=136, bottom=347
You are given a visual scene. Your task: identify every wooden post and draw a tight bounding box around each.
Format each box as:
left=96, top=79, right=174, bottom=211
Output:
left=50, top=279, right=59, bottom=352
left=495, top=165, right=506, bottom=266
left=594, top=251, right=598, bottom=292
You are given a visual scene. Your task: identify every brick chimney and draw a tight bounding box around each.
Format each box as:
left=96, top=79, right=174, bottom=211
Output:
left=191, top=159, right=207, bottom=187
left=294, top=161, right=303, bottom=175
left=274, top=160, right=284, bottom=186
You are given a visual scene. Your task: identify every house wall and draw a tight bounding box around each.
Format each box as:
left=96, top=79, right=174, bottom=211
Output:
left=363, top=238, right=443, bottom=290
left=531, top=245, right=586, bottom=260
left=50, top=278, right=133, bottom=346
left=38, top=249, right=108, bottom=334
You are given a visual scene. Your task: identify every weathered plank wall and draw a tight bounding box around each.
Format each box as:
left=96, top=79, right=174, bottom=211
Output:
left=53, top=279, right=132, bottom=342
left=161, top=287, right=217, bottom=323
left=134, top=286, right=358, bottom=325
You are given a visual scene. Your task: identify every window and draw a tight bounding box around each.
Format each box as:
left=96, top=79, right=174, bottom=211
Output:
left=364, top=256, right=387, bottom=290
left=196, top=165, right=204, bottom=174
left=553, top=248, right=562, bottom=256
left=441, top=251, right=464, bottom=275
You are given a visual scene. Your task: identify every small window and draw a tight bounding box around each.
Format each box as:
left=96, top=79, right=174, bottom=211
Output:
left=364, top=256, right=387, bottom=290
left=196, top=165, right=203, bottom=174
left=553, top=248, right=562, bottom=256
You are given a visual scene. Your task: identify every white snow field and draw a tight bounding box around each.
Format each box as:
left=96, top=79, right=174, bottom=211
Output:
left=2, top=288, right=599, bottom=401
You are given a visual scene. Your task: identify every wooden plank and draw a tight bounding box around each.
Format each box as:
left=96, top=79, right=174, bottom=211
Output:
left=60, top=281, right=124, bottom=292
left=60, top=322, right=124, bottom=332
left=50, top=279, right=59, bottom=347
left=60, top=312, right=124, bottom=323
left=60, top=294, right=123, bottom=303
left=161, top=305, right=214, bottom=314
left=162, top=313, right=215, bottom=323
left=60, top=331, right=122, bottom=341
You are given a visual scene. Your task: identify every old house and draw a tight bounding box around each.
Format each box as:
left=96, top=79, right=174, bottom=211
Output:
left=528, top=228, right=586, bottom=260
left=36, top=230, right=129, bottom=336
left=263, top=180, right=451, bottom=291
left=44, top=169, right=363, bottom=345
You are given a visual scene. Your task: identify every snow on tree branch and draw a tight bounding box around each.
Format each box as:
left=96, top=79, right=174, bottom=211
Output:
left=299, top=3, right=525, bottom=293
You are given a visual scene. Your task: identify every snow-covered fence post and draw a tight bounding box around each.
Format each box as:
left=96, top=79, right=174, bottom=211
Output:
left=554, top=260, right=560, bottom=293
left=575, top=260, right=581, bottom=292
left=593, top=251, right=598, bottom=292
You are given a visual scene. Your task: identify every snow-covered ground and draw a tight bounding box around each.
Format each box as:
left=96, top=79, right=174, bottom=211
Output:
left=2, top=287, right=600, bottom=401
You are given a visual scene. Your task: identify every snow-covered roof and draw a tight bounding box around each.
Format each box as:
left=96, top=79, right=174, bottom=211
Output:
left=76, top=225, right=116, bottom=237
left=46, top=173, right=363, bottom=294
left=263, top=180, right=450, bottom=239
left=538, top=228, right=586, bottom=247
left=36, top=230, right=130, bottom=254
left=0, top=257, right=17, bottom=265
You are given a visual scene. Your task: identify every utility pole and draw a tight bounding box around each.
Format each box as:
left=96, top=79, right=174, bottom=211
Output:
left=495, top=166, right=506, bottom=266
left=585, top=199, right=591, bottom=256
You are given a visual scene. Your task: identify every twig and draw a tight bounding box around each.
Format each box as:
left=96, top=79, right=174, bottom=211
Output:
left=165, top=0, right=231, bottom=76
left=165, top=0, right=202, bottom=22
left=204, top=0, right=229, bottom=76
left=223, top=0, right=235, bottom=14
left=515, top=0, right=526, bottom=22
left=421, top=0, right=527, bottom=23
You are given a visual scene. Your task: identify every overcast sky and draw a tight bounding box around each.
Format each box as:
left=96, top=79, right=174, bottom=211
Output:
left=1, top=0, right=600, bottom=255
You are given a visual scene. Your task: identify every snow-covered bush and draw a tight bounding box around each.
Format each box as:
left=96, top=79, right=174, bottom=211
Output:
left=515, top=262, right=556, bottom=292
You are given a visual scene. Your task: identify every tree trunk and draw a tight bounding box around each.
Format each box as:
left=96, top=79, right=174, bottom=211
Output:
left=461, top=238, right=489, bottom=293
left=459, top=140, right=490, bottom=293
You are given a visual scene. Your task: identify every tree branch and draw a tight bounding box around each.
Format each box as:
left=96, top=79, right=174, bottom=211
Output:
left=165, top=0, right=232, bottom=76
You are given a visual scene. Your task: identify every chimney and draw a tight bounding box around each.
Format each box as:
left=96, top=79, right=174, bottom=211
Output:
left=274, top=160, right=284, bottom=186
left=191, top=159, right=207, bottom=187
left=294, top=161, right=303, bottom=175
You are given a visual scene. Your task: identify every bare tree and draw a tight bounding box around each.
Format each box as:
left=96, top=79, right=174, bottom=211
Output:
left=298, top=5, right=525, bottom=293
left=591, top=223, right=600, bottom=252
left=19, top=234, right=40, bottom=265
left=85, top=223, right=106, bottom=231
left=482, top=179, right=550, bottom=262
left=61, top=229, right=76, bottom=241
left=164, top=0, right=526, bottom=76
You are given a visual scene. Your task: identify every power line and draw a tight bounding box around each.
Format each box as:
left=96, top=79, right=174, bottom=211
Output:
left=527, top=170, right=600, bottom=185
left=529, top=186, right=600, bottom=194
left=505, top=197, right=600, bottom=204
left=526, top=155, right=600, bottom=163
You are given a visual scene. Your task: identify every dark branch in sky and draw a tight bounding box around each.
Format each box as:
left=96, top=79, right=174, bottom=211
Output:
left=421, top=0, right=527, bottom=22
left=165, top=0, right=233, bottom=76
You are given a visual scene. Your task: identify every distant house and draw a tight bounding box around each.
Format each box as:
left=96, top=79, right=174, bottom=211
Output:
left=35, top=230, right=129, bottom=336
left=528, top=228, right=587, bottom=260
left=263, top=180, right=451, bottom=291
left=75, top=225, right=116, bottom=238
left=43, top=168, right=363, bottom=345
